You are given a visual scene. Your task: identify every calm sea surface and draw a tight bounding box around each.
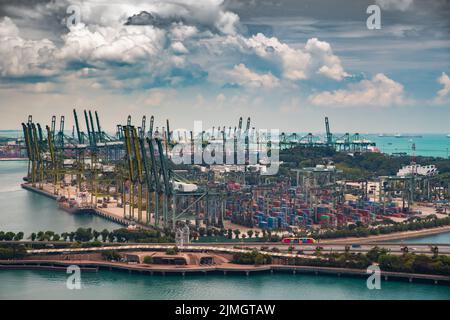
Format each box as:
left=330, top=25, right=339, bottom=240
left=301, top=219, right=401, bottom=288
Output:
left=1, top=270, right=449, bottom=300
left=2, top=131, right=450, bottom=158
left=0, top=161, right=121, bottom=234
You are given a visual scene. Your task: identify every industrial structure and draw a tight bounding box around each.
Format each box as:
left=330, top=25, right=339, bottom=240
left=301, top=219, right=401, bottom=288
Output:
left=19, top=111, right=447, bottom=233
left=279, top=117, right=377, bottom=152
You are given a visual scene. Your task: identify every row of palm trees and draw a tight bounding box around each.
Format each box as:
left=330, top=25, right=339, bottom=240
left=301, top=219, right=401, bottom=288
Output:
left=26, top=229, right=112, bottom=242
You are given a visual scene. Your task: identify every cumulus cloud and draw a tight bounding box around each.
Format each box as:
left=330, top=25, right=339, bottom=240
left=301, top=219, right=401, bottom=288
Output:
left=76, top=0, right=240, bottom=35
left=0, top=0, right=349, bottom=93
left=58, top=23, right=166, bottom=63
left=227, top=63, right=279, bottom=88
left=375, top=0, right=414, bottom=11
left=0, top=17, right=57, bottom=77
left=437, top=72, right=450, bottom=98
left=305, top=38, right=349, bottom=81
left=216, top=34, right=349, bottom=82
left=434, top=72, right=450, bottom=104
left=309, top=73, right=405, bottom=107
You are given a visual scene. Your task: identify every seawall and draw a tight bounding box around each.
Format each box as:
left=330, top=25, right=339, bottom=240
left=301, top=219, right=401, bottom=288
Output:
left=1, top=259, right=449, bottom=285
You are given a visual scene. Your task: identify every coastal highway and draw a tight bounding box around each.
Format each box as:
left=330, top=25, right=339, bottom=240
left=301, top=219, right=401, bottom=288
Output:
left=20, top=242, right=450, bottom=256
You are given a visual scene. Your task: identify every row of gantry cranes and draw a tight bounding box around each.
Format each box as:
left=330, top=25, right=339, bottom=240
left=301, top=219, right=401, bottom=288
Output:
left=20, top=110, right=378, bottom=231
left=21, top=109, right=243, bottom=230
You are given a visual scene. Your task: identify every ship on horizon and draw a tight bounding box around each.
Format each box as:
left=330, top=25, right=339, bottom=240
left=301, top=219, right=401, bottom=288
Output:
left=378, top=133, right=423, bottom=138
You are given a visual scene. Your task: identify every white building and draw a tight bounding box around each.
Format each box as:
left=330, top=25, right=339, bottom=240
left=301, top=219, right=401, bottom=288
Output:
left=397, top=164, right=438, bottom=177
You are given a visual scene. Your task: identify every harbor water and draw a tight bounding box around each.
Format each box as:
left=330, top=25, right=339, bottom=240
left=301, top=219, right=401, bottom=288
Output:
left=1, top=270, right=449, bottom=300
left=0, top=161, right=121, bottom=234
left=367, top=134, right=450, bottom=158
left=0, top=161, right=449, bottom=299
left=2, top=131, right=450, bottom=158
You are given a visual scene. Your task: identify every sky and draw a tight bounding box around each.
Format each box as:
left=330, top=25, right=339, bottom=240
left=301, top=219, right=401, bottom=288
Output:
left=0, top=0, right=449, bottom=134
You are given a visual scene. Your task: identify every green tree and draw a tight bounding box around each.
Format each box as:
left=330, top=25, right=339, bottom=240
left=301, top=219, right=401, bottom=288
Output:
left=60, top=233, right=68, bottom=241
left=166, top=246, right=179, bottom=255
left=4, top=232, right=15, bottom=241
left=100, top=229, right=109, bottom=242
left=44, top=231, right=55, bottom=240
left=37, top=231, right=45, bottom=241
left=74, top=228, right=93, bottom=242
left=29, top=233, right=37, bottom=242
left=13, top=232, right=24, bottom=241
left=143, top=256, right=153, bottom=264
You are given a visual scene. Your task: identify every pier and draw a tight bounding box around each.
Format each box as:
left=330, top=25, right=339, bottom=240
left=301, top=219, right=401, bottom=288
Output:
left=21, top=183, right=151, bottom=230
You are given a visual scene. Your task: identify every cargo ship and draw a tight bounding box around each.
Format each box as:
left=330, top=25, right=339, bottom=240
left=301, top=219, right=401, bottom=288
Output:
left=57, top=193, right=93, bottom=214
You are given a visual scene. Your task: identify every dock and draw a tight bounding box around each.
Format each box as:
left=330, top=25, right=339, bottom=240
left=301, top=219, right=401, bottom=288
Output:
left=21, top=183, right=152, bottom=230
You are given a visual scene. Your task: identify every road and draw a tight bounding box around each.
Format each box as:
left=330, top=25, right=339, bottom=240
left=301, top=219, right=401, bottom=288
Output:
left=22, top=241, right=450, bottom=256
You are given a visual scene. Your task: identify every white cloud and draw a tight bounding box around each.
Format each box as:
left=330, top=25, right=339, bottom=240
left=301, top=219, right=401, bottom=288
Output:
left=0, top=17, right=19, bottom=38
left=434, top=72, right=450, bottom=104
left=227, top=63, right=279, bottom=88
left=305, top=38, right=349, bottom=81
left=0, top=17, right=57, bottom=77
left=437, top=72, right=450, bottom=98
left=219, top=34, right=349, bottom=82
left=0, top=0, right=348, bottom=92
left=58, top=23, right=166, bottom=63
left=309, top=73, right=405, bottom=107
left=375, top=0, right=414, bottom=11
left=171, top=41, right=189, bottom=54
left=73, top=0, right=240, bottom=35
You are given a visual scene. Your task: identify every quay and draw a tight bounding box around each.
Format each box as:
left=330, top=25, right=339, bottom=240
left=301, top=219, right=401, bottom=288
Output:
left=21, top=183, right=151, bottom=230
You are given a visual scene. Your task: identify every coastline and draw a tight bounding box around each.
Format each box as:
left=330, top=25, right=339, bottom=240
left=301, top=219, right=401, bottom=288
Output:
left=321, top=226, right=450, bottom=244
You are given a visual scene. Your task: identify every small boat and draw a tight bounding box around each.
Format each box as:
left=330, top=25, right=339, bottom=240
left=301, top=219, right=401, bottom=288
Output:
left=447, top=134, right=450, bottom=138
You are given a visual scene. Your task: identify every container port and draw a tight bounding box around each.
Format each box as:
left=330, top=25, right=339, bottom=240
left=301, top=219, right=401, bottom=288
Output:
left=18, top=111, right=449, bottom=236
